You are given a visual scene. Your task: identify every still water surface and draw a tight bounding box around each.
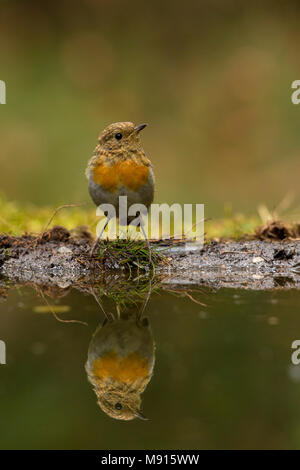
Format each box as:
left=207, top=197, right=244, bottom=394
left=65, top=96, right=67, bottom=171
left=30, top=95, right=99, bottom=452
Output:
left=0, top=283, right=300, bottom=449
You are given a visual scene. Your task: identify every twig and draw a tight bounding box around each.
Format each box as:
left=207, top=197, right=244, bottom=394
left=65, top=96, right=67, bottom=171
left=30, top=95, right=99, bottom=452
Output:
left=37, top=287, right=88, bottom=326
left=43, top=203, right=84, bottom=233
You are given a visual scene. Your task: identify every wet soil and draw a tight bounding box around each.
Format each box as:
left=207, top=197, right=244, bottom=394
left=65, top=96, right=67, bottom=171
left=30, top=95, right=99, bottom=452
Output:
left=0, top=226, right=300, bottom=291
left=163, top=239, right=300, bottom=290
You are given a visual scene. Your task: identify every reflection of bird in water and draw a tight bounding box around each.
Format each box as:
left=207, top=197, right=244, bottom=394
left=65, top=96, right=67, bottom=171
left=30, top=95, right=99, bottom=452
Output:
left=85, top=312, right=155, bottom=421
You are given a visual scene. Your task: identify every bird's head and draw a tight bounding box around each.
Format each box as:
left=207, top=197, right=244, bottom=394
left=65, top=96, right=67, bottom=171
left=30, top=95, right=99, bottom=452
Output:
left=97, top=390, right=148, bottom=421
left=97, top=121, right=147, bottom=152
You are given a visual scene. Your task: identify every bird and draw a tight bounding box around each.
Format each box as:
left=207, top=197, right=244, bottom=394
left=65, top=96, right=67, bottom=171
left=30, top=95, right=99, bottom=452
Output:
left=85, top=314, right=155, bottom=421
left=86, top=122, right=155, bottom=257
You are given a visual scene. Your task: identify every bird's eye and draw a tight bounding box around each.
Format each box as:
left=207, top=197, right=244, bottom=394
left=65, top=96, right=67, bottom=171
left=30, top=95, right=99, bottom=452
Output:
left=115, top=402, right=122, bottom=410
left=115, top=133, right=123, bottom=140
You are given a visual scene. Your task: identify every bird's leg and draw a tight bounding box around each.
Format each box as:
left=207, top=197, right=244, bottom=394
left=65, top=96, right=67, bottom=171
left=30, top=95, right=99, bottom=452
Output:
left=139, top=218, right=152, bottom=266
left=90, top=217, right=110, bottom=257
left=136, top=278, right=152, bottom=324
left=116, top=304, right=121, bottom=320
left=88, top=287, right=114, bottom=322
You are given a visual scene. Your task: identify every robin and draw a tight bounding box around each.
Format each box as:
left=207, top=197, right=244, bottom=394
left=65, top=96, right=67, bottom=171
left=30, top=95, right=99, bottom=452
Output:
left=86, top=122, right=155, bottom=256
left=85, top=314, right=155, bottom=421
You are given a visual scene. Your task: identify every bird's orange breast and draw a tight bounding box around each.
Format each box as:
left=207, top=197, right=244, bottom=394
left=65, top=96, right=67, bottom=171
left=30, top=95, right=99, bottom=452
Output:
left=92, top=160, right=150, bottom=192
left=93, top=351, right=149, bottom=383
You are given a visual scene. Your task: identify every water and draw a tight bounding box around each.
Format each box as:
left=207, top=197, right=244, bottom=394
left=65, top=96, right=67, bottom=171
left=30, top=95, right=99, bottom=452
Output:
left=0, top=282, right=300, bottom=449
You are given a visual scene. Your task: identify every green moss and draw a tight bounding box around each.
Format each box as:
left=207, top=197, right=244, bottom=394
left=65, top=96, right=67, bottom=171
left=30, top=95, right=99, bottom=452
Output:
left=97, top=274, right=162, bottom=308
left=205, top=214, right=260, bottom=239
left=0, top=194, right=267, bottom=241
left=97, top=238, right=165, bottom=272
left=0, top=194, right=96, bottom=236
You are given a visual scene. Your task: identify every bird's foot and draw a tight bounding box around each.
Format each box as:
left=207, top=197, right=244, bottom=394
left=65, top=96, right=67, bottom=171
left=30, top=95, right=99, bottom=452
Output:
left=90, top=239, right=99, bottom=257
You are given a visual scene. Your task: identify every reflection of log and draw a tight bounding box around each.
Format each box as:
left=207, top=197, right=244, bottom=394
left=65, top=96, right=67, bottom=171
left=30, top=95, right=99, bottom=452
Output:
left=1, top=228, right=300, bottom=291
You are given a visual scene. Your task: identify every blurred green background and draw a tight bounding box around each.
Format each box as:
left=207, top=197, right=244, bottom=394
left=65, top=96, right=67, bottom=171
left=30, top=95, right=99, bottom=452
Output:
left=1, top=0, right=300, bottom=218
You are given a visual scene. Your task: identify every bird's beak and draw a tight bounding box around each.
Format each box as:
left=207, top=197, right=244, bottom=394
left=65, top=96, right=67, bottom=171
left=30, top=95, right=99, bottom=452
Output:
left=134, top=123, right=147, bottom=133
left=134, top=410, right=148, bottom=421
